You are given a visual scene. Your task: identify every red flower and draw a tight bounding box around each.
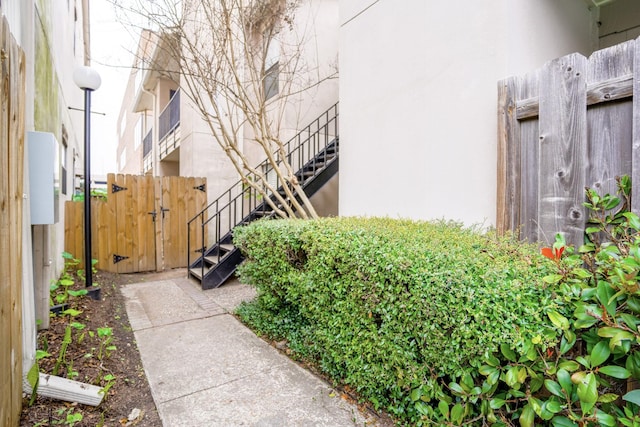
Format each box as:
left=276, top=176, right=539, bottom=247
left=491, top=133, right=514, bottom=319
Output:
left=541, top=246, right=565, bottom=260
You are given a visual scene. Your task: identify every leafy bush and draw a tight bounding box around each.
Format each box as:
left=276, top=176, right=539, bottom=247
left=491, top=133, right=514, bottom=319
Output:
left=235, top=217, right=560, bottom=424
left=465, top=176, right=640, bottom=427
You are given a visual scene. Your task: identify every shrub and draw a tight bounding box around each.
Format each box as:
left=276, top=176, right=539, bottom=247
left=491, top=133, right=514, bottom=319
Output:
left=235, top=217, right=561, bottom=424
left=468, top=176, right=640, bottom=427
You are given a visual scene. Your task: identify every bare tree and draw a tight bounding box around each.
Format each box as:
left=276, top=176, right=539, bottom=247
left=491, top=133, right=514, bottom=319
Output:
left=113, top=0, right=338, bottom=219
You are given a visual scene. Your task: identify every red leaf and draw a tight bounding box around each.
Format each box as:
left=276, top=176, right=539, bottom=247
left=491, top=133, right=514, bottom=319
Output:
left=541, top=247, right=554, bottom=260
left=555, top=246, right=565, bottom=259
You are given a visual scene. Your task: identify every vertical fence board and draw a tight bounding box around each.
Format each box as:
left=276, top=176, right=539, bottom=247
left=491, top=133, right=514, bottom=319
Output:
left=633, top=40, right=640, bottom=213
left=497, top=77, right=520, bottom=235
left=95, top=196, right=110, bottom=272
left=138, top=175, right=156, bottom=272
left=0, top=17, right=13, bottom=426
left=518, top=69, right=541, bottom=243
left=153, top=176, right=163, bottom=271
left=119, top=174, right=135, bottom=273
left=191, top=178, right=207, bottom=265
left=587, top=41, right=634, bottom=199
left=129, top=174, right=140, bottom=272
left=104, top=174, right=118, bottom=273
left=537, top=54, right=588, bottom=247
left=0, top=16, right=24, bottom=426
left=10, top=34, right=25, bottom=426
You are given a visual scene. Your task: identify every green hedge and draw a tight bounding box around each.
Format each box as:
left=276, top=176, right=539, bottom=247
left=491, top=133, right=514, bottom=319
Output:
left=234, top=217, right=561, bottom=422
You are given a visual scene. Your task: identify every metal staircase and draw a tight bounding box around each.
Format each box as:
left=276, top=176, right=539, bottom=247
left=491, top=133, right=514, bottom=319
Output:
left=187, top=103, right=339, bottom=289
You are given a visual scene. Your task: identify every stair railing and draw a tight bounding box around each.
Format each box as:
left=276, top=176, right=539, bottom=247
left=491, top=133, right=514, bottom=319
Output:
left=187, top=102, right=339, bottom=276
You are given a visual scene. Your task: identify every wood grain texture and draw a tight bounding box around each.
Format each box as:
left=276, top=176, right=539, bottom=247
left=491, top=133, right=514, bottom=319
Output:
left=496, top=77, right=520, bottom=235
left=66, top=174, right=206, bottom=273
left=586, top=40, right=634, bottom=200
left=500, top=40, right=640, bottom=246
left=633, top=40, right=640, bottom=214
left=0, top=16, right=25, bottom=426
left=0, top=17, right=13, bottom=426
left=517, top=75, right=633, bottom=120
left=537, top=53, right=588, bottom=247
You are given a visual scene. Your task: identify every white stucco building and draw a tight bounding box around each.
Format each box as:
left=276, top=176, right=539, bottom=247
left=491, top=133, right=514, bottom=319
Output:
left=338, top=0, right=639, bottom=226
left=117, top=0, right=340, bottom=213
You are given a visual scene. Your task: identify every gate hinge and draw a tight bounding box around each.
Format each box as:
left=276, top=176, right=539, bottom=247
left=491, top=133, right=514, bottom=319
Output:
left=194, top=184, right=206, bottom=192
left=113, top=254, right=130, bottom=264
left=195, top=246, right=206, bottom=253
left=112, top=183, right=128, bottom=193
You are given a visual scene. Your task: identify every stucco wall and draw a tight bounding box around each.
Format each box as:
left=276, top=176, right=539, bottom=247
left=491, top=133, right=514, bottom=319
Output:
left=338, top=0, right=596, bottom=226
left=599, top=0, right=640, bottom=48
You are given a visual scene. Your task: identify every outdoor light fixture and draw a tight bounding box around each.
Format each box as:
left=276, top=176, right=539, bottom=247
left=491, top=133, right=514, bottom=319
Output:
left=73, top=65, right=101, bottom=300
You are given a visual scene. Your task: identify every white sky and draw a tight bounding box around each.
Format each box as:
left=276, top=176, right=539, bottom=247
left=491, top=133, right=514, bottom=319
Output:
left=87, top=0, right=139, bottom=176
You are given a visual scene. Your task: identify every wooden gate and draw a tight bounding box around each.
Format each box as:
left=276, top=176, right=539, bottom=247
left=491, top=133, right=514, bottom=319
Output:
left=497, top=38, right=640, bottom=249
left=65, top=173, right=206, bottom=273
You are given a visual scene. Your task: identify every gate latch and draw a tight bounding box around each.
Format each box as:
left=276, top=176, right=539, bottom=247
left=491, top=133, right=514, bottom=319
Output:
left=161, top=206, right=170, bottom=219
left=148, top=210, right=157, bottom=222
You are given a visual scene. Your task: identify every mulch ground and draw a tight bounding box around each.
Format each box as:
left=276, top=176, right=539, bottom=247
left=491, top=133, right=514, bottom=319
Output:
left=20, top=270, right=162, bottom=427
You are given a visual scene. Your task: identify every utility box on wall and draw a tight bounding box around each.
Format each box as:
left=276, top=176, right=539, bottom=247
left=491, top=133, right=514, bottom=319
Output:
left=28, top=131, right=59, bottom=224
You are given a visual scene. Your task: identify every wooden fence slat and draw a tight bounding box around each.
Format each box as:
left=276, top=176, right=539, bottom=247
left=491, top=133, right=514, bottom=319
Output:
left=153, top=176, right=162, bottom=271
left=517, top=69, right=541, bottom=243
left=497, top=77, right=521, bottom=235
left=140, top=175, right=155, bottom=272
left=586, top=39, right=634, bottom=199
left=0, top=15, right=24, bottom=426
left=633, top=39, right=640, bottom=214
left=104, top=174, right=118, bottom=272
left=130, top=174, right=140, bottom=272
left=0, top=16, right=13, bottom=426
left=538, top=53, right=588, bottom=247
left=123, top=174, right=136, bottom=273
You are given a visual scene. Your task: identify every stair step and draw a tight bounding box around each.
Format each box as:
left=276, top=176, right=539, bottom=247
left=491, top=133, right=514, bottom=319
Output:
left=189, top=267, right=209, bottom=280
left=204, top=256, right=219, bottom=265
left=219, top=244, right=234, bottom=252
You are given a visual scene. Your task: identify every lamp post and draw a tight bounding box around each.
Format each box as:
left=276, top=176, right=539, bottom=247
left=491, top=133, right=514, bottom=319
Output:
left=73, top=65, right=101, bottom=300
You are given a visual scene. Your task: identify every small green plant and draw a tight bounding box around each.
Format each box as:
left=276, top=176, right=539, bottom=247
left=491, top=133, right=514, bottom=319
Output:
left=96, top=326, right=116, bottom=361
left=26, top=350, right=51, bottom=406
left=56, top=407, right=83, bottom=426
left=50, top=252, right=87, bottom=307
left=52, top=309, right=82, bottom=377
left=99, top=373, right=117, bottom=400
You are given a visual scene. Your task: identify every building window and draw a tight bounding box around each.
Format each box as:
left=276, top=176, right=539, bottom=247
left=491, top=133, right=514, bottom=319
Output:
left=264, top=38, right=280, bottom=101
left=264, top=62, right=279, bottom=101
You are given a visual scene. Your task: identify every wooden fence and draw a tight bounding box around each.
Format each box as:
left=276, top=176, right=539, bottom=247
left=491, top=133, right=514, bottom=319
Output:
left=498, top=38, right=640, bottom=248
left=65, top=173, right=207, bottom=273
left=0, top=16, right=26, bottom=427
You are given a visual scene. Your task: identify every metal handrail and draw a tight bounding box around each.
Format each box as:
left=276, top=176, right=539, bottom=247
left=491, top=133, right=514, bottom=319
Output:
left=187, top=102, right=339, bottom=278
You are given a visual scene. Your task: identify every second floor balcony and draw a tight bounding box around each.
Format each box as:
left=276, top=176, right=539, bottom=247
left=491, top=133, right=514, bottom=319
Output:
left=159, top=89, right=180, bottom=160
left=143, top=128, right=153, bottom=173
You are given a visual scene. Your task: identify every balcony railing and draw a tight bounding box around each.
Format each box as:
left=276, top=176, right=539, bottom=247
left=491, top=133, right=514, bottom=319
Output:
left=143, top=128, right=153, bottom=157
left=159, top=90, right=180, bottom=142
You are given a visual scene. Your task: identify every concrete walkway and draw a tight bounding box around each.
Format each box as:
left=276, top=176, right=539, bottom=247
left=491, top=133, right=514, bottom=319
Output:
left=121, top=270, right=378, bottom=427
